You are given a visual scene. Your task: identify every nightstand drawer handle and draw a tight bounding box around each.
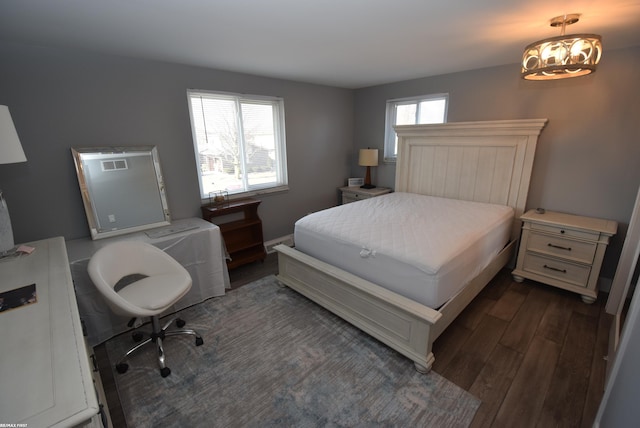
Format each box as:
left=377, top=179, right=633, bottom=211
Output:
left=547, top=243, right=572, bottom=251
left=543, top=264, right=567, bottom=273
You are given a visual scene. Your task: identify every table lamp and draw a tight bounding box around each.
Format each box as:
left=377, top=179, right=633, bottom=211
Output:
left=0, top=105, right=27, bottom=254
left=359, top=148, right=378, bottom=189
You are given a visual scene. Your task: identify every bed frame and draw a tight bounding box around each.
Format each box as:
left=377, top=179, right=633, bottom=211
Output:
left=276, top=119, right=547, bottom=373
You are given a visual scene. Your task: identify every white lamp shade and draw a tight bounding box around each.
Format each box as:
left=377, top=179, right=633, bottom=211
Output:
left=0, top=105, right=26, bottom=164
left=358, top=149, right=379, bottom=167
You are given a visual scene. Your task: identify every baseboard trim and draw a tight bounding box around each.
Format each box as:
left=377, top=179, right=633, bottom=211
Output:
left=264, top=234, right=294, bottom=254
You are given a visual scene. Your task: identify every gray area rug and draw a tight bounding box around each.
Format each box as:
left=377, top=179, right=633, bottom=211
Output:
left=106, top=275, right=480, bottom=427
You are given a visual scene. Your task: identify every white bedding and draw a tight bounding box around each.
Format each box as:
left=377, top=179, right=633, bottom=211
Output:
left=294, top=192, right=514, bottom=308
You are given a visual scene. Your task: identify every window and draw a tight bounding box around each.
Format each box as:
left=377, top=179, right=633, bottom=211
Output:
left=187, top=90, right=288, bottom=199
left=383, top=94, right=448, bottom=162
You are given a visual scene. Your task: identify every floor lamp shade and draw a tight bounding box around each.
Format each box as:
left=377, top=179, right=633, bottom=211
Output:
left=0, top=105, right=27, bottom=253
left=359, top=148, right=378, bottom=189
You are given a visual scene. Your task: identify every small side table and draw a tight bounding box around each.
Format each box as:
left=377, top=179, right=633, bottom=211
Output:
left=201, top=198, right=266, bottom=269
left=339, top=186, right=391, bottom=204
left=512, top=209, right=617, bottom=303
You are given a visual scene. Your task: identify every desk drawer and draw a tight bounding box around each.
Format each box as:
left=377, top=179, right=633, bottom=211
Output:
left=527, top=231, right=597, bottom=264
left=522, top=253, right=591, bottom=287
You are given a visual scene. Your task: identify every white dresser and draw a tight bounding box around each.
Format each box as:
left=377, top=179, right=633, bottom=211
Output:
left=0, top=237, right=108, bottom=427
left=512, top=210, right=617, bottom=303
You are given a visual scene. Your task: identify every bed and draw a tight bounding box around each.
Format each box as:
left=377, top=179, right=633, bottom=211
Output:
left=275, top=119, right=547, bottom=373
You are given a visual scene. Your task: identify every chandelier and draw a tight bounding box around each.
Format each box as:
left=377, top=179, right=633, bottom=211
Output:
left=521, top=14, right=602, bottom=80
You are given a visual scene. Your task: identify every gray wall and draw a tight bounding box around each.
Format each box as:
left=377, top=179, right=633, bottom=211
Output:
left=595, top=274, right=640, bottom=426
left=2, top=40, right=639, bottom=283
left=354, top=46, right=640, bottom=280
left=0, top=41, right=353, bottom=243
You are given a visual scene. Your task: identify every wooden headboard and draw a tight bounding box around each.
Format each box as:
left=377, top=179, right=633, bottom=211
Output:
left=395, top=119, right=547, bottom=240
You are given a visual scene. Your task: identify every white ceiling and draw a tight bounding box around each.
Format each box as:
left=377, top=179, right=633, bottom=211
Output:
left=1, top=0, right=639, bottom=88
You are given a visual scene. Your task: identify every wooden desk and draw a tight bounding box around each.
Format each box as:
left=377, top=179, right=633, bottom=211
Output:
left=0, top=237, right=105, bottom=427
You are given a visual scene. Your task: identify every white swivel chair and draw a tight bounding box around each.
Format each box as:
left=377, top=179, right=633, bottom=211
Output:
left=88, top=241, right=203, bottom=377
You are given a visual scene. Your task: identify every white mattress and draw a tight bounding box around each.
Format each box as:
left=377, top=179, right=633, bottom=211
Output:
left=294, top=192, right=514, bottom=308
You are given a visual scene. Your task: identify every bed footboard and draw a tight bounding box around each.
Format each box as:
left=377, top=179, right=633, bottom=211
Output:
left=275, top=244, right=441, bottom=372
left=275, top=241, right=515, bottom=373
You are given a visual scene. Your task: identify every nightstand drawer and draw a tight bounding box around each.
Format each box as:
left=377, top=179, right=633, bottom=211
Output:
left=339, top=186, right=391, bottom=204
left=530, top=222, right=599, bottom=241
left=343, top=191, right=367, bottom=201
left=342, top=196, right=356, bottom=204
left=522, top=253, right=591, bottom=287
left=527, top=231, right=597, bottom=264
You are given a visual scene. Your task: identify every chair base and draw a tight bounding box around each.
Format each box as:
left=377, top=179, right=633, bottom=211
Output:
left=115, top=315, right=203, bottom=377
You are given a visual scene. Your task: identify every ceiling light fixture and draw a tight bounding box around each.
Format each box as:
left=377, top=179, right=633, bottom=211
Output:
left=521, top=14, right=602, bottom=80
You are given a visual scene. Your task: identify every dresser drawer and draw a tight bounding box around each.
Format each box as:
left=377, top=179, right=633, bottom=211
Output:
left=527, top=231, right=597, bottom=264
left=522, top=253, right=591, bottom=288
left=530, top=222, right=600, bottom=241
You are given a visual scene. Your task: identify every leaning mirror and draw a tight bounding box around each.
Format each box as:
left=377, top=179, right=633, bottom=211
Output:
left=71, top=146, right=171, bottom=240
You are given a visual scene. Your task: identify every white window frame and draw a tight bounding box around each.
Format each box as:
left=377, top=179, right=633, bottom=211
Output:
left=383, top=93, right=448, bottom=162
left=187, top=89, right=288, bottom=201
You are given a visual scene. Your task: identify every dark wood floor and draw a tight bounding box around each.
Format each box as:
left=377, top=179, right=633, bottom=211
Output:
left=432, top=268, right=609, bottom=428
left=96, top=253, right=608, bottom=427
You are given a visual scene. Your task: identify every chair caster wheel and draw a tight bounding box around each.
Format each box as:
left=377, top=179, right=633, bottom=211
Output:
left=116, top=363, right=129, bottom=374
left=160, top=367, right=171, bottom=377
left=132, top=331, right=144, bottom=342
left=195, top=336, right=204, bottom=346
left=176, top=318, right=186, bottom=328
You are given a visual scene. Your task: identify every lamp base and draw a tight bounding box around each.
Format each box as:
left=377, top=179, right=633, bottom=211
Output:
left=0, top=247, right=17, bottom=259
left=360, top=184, right=376, bottom=189
left=0, top=194, right=16, bottom=254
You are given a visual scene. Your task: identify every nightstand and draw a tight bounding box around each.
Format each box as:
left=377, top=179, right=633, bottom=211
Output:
left=512, top=209, right=617, bottom=303
left=339, top=186, right=391, bottom=204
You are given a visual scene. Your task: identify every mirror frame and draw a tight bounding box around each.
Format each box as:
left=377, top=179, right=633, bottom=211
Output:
left=71, top=146, right=171, bottom=240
